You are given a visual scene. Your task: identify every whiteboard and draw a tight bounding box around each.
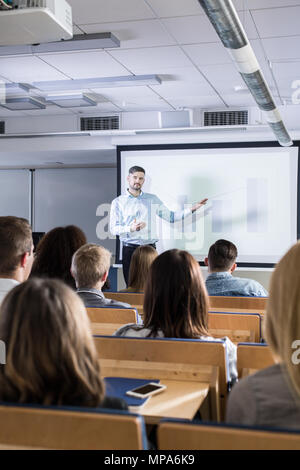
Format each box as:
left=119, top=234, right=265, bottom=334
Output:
left=0, top=169, right=31, bottom=220
left=34, top=168, right=117, bottom=253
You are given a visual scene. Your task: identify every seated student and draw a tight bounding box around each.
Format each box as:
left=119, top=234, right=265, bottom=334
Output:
left=114, top=249, right=237, bottom=382
left=205, top=239, right=268, bottom=297
left=30, top=225, right=87, bottom=290
left=120, top=245, right=158, bottom=293
left=0, top=216, right=34, bottom=304
left=226, top=242, right=300, bottom=428
left=0, top=278, right=127, bottom=410
left=71, top=243, right=134, bottom=310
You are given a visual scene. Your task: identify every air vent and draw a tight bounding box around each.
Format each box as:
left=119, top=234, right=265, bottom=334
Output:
left=204, top=110, right=248, bottom=126
left=80, top=115, right=120, bottom=131
left=0, top=121, right=5, bottom=134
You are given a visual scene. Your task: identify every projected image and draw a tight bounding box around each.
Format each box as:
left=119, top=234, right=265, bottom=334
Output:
left=118, top=145, right=298, bottom=265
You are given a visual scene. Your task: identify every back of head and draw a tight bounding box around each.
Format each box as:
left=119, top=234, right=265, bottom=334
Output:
left=0, top=216, right=32, bottom=276
left=208, top=239, right=238, bottom=272
left=0, top=278, right=104, bottom=406
left=144, top=249, right=209, bottom=338
left=31, top=225, right=87, bottom=287
left=71, top=243, right=111, bottom=289
left=128, top=245, right=158, bottom=291
left=265, top=242, right=300, bottom=399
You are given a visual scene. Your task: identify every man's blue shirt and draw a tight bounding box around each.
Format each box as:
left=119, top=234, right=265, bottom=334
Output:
left=205, top=271, right=268, bottom=297
left=110, top=190, right=190, bottom=245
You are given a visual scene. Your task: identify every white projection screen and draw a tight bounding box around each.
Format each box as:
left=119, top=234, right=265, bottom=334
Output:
left=116, top=143, right=299, bottom=266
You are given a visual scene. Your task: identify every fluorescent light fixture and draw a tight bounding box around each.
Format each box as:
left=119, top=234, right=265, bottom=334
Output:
left=46, top=93, right=97, bottom=108
left=0, top=33, right=120, bottom=57
left=33, top=75, right=162, bottom=92
left=5, top=83, right=31, bottom=95
left=1, top=96, right=46, bottom=110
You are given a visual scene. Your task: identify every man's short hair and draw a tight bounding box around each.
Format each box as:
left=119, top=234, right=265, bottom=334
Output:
left=208, top=239, right=238, bottom=272
left=71, top=243, right=111, bottom=288
left=128, top=166, right=145, bottom=175
left=0, top=216, right=32, bottom=275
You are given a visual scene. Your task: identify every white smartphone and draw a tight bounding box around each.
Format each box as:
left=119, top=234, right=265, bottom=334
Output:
left=126, top=382, right=166, bottom=399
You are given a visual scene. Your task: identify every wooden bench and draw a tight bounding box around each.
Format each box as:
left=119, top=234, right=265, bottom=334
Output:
left=105, top=292, right=144, bottom=316
left=87, top=307, right=138, bottom=336
left=237, top=342, right=275, bottom=378
left=0, top=405, right=147, bottom=450
left=93, top=335, right=230, bottom=422
left=209, top=296, right=267, bottom=315
left=158, top=420, right=300, bottom=450
left=208, top=312, right=262, bottom=344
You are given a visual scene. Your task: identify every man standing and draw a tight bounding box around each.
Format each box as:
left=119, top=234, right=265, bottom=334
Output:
left=110, top=166, right=208, bottom=285
left=0, top=216, right=34, bottom=304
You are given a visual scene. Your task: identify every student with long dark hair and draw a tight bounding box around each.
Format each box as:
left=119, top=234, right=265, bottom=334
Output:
left=114, top=249, right=237, bottom=381
left=30, top=225, right=87, bottom=289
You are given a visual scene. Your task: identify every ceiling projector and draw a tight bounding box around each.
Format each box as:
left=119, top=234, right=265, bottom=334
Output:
left=0, top=0, right=73, bottom=46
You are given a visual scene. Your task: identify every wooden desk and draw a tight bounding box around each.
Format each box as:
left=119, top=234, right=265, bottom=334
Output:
left=131, top=379, right=210, bottom=424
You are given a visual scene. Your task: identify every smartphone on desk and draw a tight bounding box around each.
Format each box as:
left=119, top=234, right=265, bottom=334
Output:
left=126, top=382, right=166, bottom=399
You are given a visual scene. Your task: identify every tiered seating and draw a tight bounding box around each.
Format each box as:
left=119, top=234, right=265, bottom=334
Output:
left=237, top=342, right=275, bottom=378
left=87, top=307, right=138, bottom=336
left=0, top=404, right=147, bottom=450
left=208, top=312, right=262, bottom=343
left=157, top=419, right=300, bottom=450
left=93, top=335, right=230, bottom=421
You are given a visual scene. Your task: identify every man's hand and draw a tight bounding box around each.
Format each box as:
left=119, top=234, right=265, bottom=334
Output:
left=191, top=198, right=208, bottom=213
left=130, top=219, right=147, bottom=232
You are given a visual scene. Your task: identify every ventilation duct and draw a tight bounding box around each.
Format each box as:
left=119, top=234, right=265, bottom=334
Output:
left=80, top=115, right=120, bottom=131
left=0, top=121, right=5, bottom=134
left=198, top=0, right=293, bottom=147
left=203, top=110, right=248, bottom=126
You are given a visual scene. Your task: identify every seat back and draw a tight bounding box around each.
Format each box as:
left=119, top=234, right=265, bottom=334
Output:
left=158, top=420, right=300, bottom=450
left=87, top=307, right=138, bottom=324
left=0, top=404, right=147, bottom=450
left=237, top=343, right=275, bottom=378
left=87, top=307, right=138, bottom=336
left=105, top=292, right=144, bottom=316
left=94, top=335, right=229, bottom=421
left=208, top=312, right=261, bottom=343
left=209, top=296, right=267, bottom=313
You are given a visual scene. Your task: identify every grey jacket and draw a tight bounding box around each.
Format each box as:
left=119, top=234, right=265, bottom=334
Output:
left=226, top=363, right=300, bottom=429
left=77, top=288, right=131, bottom=309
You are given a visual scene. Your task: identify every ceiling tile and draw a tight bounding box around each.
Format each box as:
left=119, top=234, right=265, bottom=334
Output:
left=145, top=0, right=202, bottom=18
left=167, top=94, right=224, bottom=108
left=151, top=81, right=217, bottom=99
left=0, top=56, right=68, bottom=83
left=162, top=11, right=257, bottom=45
left=37, top=51, right=130, bottom=79
left=79, top=19, right=176, bottom=49
left=251, top=6, right=300, bottom=38
left=109, top=46, right=193, bottom=73
left=68, top=0, right=155, bottom=24
left=262, top=36, right=300, bottom=60
left=200, top=63, right=245, bottom=95
left=162, top=15, right=219, bottom=44
left=183, top=42, right=232, bottom=66
left=248, top=0, right=300, bottom=9
left=220, top=93, right=258, bottom=107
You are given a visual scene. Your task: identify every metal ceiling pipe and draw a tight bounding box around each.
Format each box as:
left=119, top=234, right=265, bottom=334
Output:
left=198, top=0, right=293, bottom=147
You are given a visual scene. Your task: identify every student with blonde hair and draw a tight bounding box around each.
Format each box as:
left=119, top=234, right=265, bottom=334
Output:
left=226, top=241, right=300, bottom=428
left=0, top=278, right=126, bottom=410
left=121, top=245, right=158, bottom=292
left=71, top=243, right=132, bottom=309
